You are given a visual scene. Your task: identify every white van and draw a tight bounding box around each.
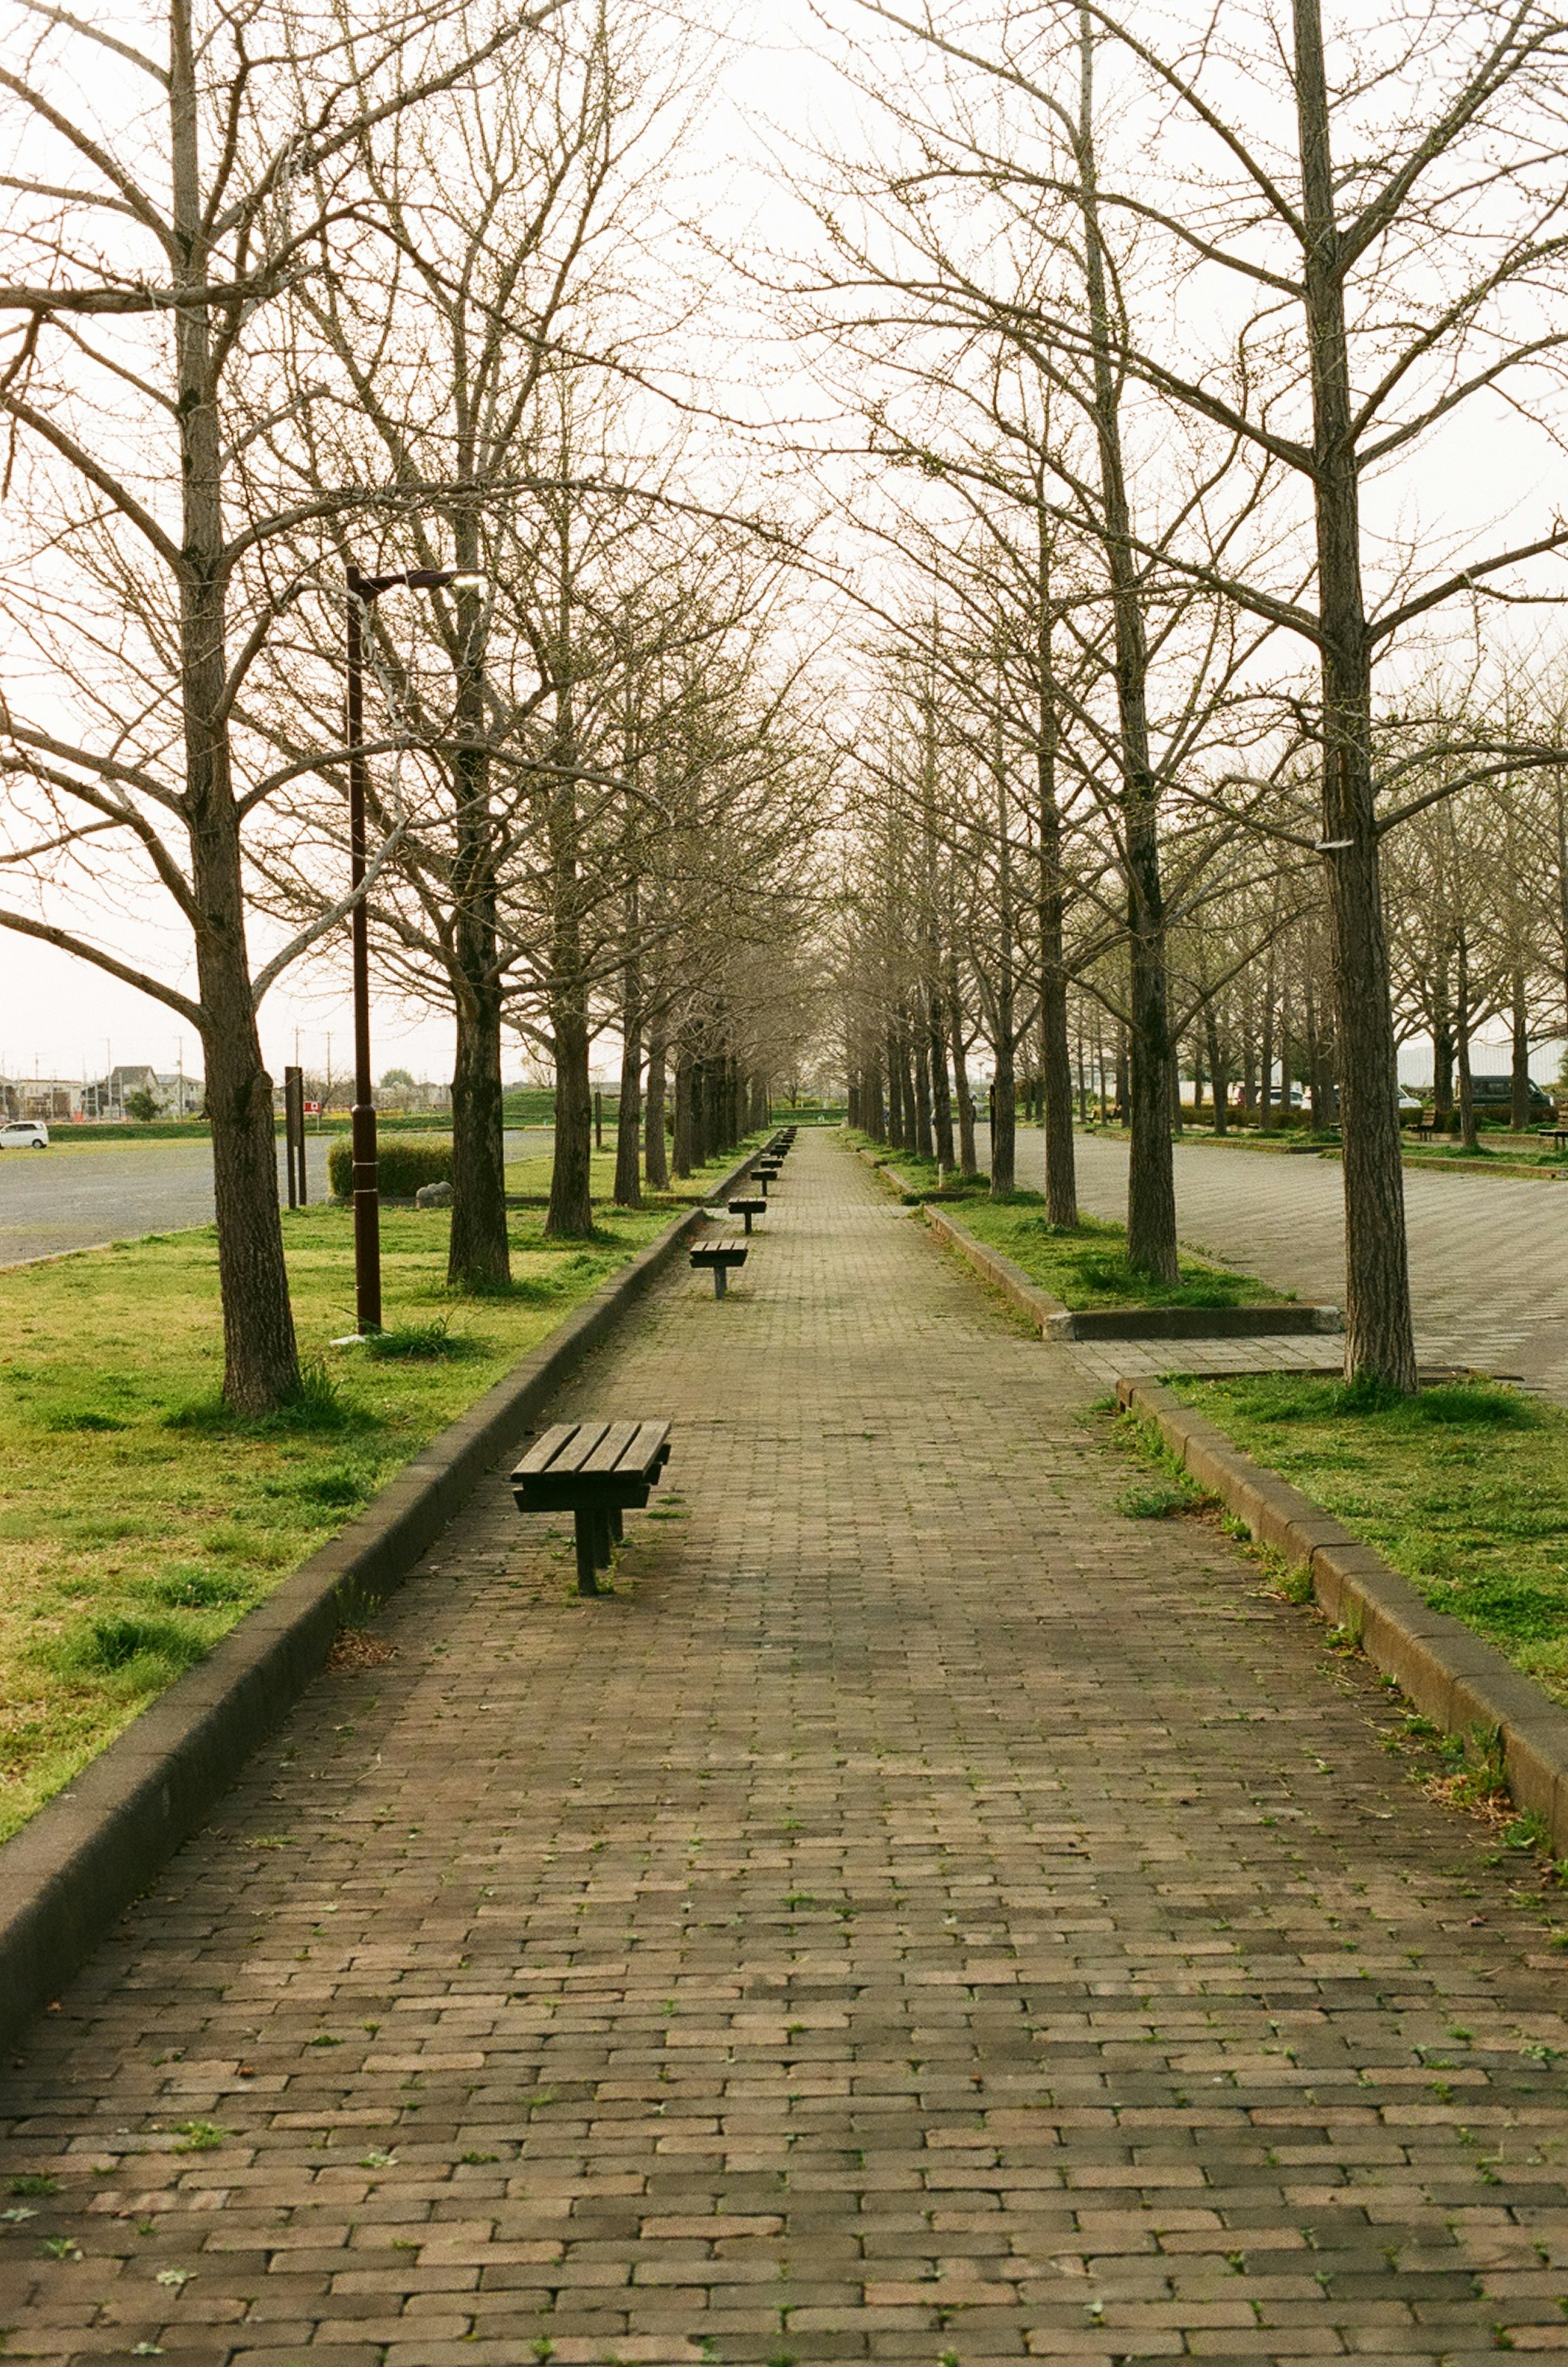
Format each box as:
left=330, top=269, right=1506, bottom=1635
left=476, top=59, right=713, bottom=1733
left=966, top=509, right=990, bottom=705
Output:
left=0, top=1120, right=49, bottom=1148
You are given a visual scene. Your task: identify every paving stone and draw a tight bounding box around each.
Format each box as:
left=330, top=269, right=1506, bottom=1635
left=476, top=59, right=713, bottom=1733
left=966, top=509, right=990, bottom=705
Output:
left=4, top=1133, right=1568, bottom=2362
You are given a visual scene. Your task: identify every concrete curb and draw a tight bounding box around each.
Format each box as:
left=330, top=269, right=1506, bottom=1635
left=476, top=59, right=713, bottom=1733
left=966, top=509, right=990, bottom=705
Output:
left=0, top=1147, right=760, bottom=2053
left=1116, top=1375, right=1568, bottom=1854
left=920, top=1200, right=1067, bottom=1331
left=916, top=1195, right=1340, bottom=1341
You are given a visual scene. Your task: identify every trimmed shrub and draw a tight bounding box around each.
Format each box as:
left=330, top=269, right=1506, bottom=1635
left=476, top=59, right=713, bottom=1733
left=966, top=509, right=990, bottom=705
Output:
left=327, top=1134, right=454, bottom=1200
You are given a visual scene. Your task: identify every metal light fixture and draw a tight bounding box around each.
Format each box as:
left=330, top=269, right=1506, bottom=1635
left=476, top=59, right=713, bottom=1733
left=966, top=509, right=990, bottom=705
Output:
left=344, top=563, right=486, bottom=1335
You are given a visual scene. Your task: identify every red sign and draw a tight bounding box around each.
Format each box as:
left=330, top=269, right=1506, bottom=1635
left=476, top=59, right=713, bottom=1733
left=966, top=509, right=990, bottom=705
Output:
left=303, top=1101, right=322, bottom=1114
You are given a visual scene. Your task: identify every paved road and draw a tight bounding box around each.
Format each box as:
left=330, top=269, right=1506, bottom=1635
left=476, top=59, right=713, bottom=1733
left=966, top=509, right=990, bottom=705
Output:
left=991, top=1127, right=1568, bottom=1395
left=0, top=1131, right=555, bottom=1268
left=4, top=1131, right=1568, bottom=2363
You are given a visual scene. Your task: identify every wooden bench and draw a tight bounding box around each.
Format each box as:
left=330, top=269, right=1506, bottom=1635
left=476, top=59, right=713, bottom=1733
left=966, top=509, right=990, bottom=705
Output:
left=728, top=1197, right=767, bottom=1234
left=690, top=1240, right=748, bottom=1297
left=512, top=1419, right=671, bottom=1596
left=1538, top=1127, right=1568, bottom=1152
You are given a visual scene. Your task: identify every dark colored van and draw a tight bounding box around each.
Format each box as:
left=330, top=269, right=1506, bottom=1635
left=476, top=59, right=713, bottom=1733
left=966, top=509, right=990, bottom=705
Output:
left=1466, top=1074, right=1555, bottom=1115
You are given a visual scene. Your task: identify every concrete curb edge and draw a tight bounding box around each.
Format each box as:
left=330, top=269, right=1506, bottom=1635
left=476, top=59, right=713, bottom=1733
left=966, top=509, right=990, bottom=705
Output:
left=915, top=1189, right=1339, bottom=1340
left=920, top=1200, right=1065, bottom=1332
left=1116, top=1375, right=1568, bottom=1854
left=0, top=1146, right=760, bottom=2053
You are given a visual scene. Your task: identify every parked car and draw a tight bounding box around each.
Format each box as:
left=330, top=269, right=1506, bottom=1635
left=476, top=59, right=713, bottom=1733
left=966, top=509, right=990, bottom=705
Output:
left=0, top=1119, right=49, bottom=1148
left=1467, top=1074, right=1555, bottom=1116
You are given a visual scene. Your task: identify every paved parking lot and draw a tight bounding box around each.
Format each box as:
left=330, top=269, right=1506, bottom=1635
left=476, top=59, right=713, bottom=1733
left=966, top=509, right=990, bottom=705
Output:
left=994, top=1130, right=1568, bottom=1397
left=0, top=1132, right=553, bottom=1269
left=3, top=1131, right=1567, bottom=2363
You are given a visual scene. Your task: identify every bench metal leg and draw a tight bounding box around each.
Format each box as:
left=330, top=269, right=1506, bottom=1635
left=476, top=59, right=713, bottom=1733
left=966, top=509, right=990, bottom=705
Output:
left=608, top=1505, right=623, bottom=1545
left=742, top=1210, right=753, bottom=1234
left=713, top=1264, right=727, bottom=1298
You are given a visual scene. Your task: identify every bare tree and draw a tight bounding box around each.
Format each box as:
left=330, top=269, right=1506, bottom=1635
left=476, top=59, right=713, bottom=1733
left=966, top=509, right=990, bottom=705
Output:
left=0, top=0, right=557, bottom=1406
left=832, top=0, right=1568, bottom=1383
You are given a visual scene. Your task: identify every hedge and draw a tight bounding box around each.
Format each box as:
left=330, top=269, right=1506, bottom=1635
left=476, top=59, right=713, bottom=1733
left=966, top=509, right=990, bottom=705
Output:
left=326, top=1135, right=454, bottom=1201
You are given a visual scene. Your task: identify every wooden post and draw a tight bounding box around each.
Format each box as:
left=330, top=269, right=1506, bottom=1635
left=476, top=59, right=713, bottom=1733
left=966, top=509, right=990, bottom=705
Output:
left=594, top=1088, right=602, bottom=1150
left=284, top=1065, right=306, bottom=1209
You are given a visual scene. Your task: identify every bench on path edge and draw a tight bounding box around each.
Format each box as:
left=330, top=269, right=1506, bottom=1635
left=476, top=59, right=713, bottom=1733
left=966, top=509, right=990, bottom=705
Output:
left=512, top=1418, right=672, bottom=1596
left=690, top=1240, right=748, bottom=1297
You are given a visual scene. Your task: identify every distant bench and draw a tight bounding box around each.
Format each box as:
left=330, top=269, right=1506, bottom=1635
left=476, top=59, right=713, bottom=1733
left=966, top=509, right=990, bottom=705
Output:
left=512, top=1418, right=671, bottom=1596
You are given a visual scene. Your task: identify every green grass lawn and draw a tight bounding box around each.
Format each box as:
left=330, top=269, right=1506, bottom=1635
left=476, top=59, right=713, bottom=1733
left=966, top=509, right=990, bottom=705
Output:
left=1168, top=1373, right=1568, bottom=1700
left=853, top=1138, right=1282, bottom=1308
left=1397, top=1136, right=1567, bottom=1170
left=0, top=1140, right=748, bottom=1841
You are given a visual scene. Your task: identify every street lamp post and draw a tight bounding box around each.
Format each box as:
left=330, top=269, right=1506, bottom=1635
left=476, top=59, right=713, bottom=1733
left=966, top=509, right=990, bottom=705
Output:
left=344, top=562, right=483, bottom=1334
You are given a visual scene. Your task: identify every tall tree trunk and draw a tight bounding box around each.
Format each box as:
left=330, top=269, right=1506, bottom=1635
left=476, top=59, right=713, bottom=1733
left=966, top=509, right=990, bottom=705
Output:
left=1206, top=1008, right=1229, bottom=1135
left=897, top=1027, right=918, bottom=1157
left=1294, top=0, right=1415, bottom=1387
left=991, top=1032, right=1016, bottom=1191
left=448, top=971, right=508, bottom=1288
left=445, top=560, right=509, bottom=1289
left=613, top=912, right=643, bottom=1209
left=866, top=1052, right=886, bottom=1142
left=884, top=1025, right=904, bottom=1149
left=928, top=981, right=955, bottom=1168
left=1433, top=1001, right=1455, bottom=1122
left=949, top=964, right=977, bottom=1175
left=644, top=1021, right=669, bottom=1190
left=989, top=747, right=1019, bottom=1197
left=1035, top=538, right=1078, bottom=1226
left=546, top=991, right=592, bottom=1237
left=691, top=1056, right=710, bottom=1167
left=1303, top=973, right=1324, bottom=1131
left=544, top=655, right=592, bottom=1238
left=1078, top=5, right=1177, bottom=1279
left=1510, top=971, right=1531, bottom=1132
left=1456, top=932, right=1477, bottom=1152
left=913, top=1025, right=934, bottom=1158
left=673, top=1048, right=694, bottom=1177
left=173, top=0, right=298, bottom=1410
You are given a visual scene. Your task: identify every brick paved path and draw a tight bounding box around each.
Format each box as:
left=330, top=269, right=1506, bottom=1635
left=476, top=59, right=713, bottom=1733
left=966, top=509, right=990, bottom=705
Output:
left=996, top=1130, right=1568, bottom=1399
left=5, top=1132, right=1568, bottom=2365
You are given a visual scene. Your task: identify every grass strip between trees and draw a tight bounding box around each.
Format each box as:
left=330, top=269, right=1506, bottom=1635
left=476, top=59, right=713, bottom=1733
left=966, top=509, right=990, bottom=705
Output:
left=1166, top=1373, right=1568, bottom=1705
left=0, top=1139, right=746, bottom=1842
left=855, top=1138, right=1286, bottom=1308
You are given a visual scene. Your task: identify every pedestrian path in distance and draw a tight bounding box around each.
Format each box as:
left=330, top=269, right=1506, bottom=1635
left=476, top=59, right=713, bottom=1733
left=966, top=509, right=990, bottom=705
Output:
left=2, top=1130, right=1568, bottom=2363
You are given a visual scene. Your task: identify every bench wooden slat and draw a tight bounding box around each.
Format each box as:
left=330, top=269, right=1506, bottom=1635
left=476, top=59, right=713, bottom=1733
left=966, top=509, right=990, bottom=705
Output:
left=619, top=1419, right=670, bottom=1474
left=579, top=1420, right=642, bottom=1475
left=555, top=1419, right=617, bottom=1473
left=514, top=1420, right=586, bottom=1478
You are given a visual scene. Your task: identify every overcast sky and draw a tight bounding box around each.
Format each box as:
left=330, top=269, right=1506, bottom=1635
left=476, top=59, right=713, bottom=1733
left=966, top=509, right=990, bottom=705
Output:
left=0, top=0, right=1552, bottom=1089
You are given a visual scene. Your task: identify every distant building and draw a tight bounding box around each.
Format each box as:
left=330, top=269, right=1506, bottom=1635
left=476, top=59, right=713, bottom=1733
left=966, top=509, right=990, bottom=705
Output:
left=154, top=1070, right=205, bottom=1117
left=80, top=1064, right=204, bottom=1119
left=0, top=1077, right=81, bottom=1121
